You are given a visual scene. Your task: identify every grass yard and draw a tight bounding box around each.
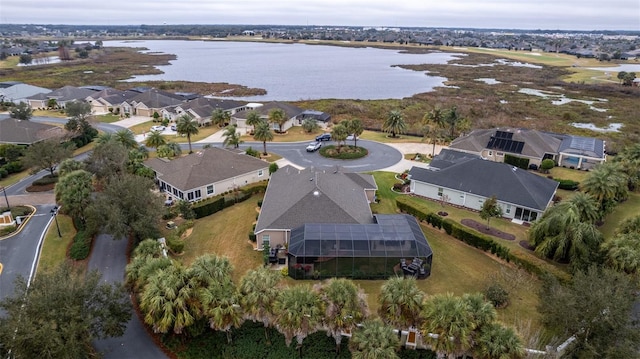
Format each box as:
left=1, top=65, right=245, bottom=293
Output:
left=37, top=214, right=76, bottom=274
left=240, top=126, right=322, bottom=143
left=32, top=109, right=68, bottom=118
left=176, top=195, right=264, bottom=283
left=0, top=170, right=32, bottom=188
left=359, top=130, right=425, bottom=143
left=599, top=192, right=640, bottom=240
left=548, top=166, right=589, bottom=182
left=94, top=113, right=121, bottom=123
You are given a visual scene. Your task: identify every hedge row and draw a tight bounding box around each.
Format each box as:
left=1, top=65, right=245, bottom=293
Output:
left=192, top=182, right=268, bottom=219
left=396, top=197, right=566, bottom=281
left=504, top=154, right=530, bottom=170
left=69, top=230, right=91, bottom=260
left=555, top=178, right=580, bottom=190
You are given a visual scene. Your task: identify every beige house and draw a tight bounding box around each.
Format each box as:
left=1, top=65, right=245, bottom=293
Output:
left=144, top=147, right=270, bottom=202
left=232, top=102, right=304, bottom=135
left=254, top=165, right=378, bottom=250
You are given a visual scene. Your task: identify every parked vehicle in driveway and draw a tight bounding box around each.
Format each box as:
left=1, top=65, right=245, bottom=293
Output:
left=315, top=133, right=331, bottom=141
left=170, top=124, right=177, bottom=131
left=306, top=141, right=322, bottom=152
left=151, top=125, right=166, bottom=132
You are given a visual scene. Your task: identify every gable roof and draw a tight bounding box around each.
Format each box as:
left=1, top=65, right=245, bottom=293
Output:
left=129, top=89, right=185, bottom=108
left=0, top=117, right=67, bottom=145
left=144, top=147, right=268, bottom=191
left=428, top=148, right=481, bottom=170
left=26, top=85, right=96, bottom=102
left=255, top=166, right=376, bottom=233
left=450, top=128, right=561, bottom=159
left=178, top=97, right=247, bottom=118
left=409, top=156, right=558, bottom=211
left=0, top=83, right=51, bottom=102
left=88, top=88, right=139, bottom=105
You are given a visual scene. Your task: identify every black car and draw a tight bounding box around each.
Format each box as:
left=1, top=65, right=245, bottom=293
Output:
left=315, top=133, right=331, bottom=141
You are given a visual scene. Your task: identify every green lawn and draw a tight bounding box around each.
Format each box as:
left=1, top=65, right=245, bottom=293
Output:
left=548, top=167, right=589, bottom=182
left=37, top=214, right=76, bottom=274
left=240, top=126, right=322, bottom=143
left=358, top=130, right=425, bottom=143
left=94, top=113, right=121, bottom=123
left=0, top=170, right=32, bottom=188
left=599, top=192, right=640, bottom=240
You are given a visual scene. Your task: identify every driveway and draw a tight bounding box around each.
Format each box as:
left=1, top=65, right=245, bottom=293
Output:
left=89, top=234, right=168, bottom=359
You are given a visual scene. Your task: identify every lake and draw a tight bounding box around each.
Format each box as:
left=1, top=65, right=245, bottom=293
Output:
left=105, top=40, right=462, bottom=101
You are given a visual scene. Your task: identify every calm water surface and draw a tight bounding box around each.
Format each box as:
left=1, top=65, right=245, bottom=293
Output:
left=106, top=40, right=461, bottom=101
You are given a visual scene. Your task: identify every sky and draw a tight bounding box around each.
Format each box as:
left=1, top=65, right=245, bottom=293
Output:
left=1, top=0, right=639, bottom=31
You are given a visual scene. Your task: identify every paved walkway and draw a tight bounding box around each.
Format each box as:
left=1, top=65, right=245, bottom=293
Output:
left=195, top=128, right=226, bottom=143
left=381, top=143, right=447, bottom=173
left=111, top=116, right=153, bottom=128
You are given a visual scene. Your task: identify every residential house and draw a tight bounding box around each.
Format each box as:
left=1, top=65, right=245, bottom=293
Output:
left=0, top=117, right=67, bottom=145
left=0, top=82, right=51, bottom=104
left=449, top=128, right=606, bottom=170
left=144, top=147, right=269, bottom=203
left=232, top=102, right=304, bottom=134
left=172, top=97, right=248, bottom=126
left=25, top=85, right=96, bottom=109
left=86, top=88, right=139, bottom=115
left=127, top=89, right=185, bottom=117
left=254, top=165, right=378, bottom=250
left=409, top=149, right=559, bottom=223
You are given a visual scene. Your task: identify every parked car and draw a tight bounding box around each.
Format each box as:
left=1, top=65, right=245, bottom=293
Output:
left=151, top=125, right=166, bottom=132
left=346, top=134, right=357, bottom=141
left=170, top=124, right=177, bottom=131
left=306, top=141, right=322, bottom=152
left=315, top=133, right=331, bottom=141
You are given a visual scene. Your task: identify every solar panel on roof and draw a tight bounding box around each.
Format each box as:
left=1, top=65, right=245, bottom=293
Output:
left=570, top=137, right=595, bottom=152
left=495, top=130, right=514, bottom=139
left=487, top=136, right=524, bottom=154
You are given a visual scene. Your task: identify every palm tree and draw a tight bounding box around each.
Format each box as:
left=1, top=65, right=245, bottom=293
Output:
left=145, top=130, right=166, bottom=149
left=200, top=283, right=243, bottom=343
left=189, top=254, right=234, bottom=287
left=616, top=143, right=640, bottom=190
left=268, top=108, right=287, bottom=133
left=443, top=106, right=470, bottom=139
left=331, top=123, right=349, bottom=151
left=113, top=129, right=137, bottom=149
left=139, top=264, right=201, bottom=334
left=474, top=323, right=525, bottom=359
left=462, top=293, right=497, bottom=350
left=125, top=255, right=171, bottom=291
left=239, top=268, right=282, bottom=343
left=222, top=125, right=243, bottom=148
left=95, top=132, right=113, bottom=145
left=603, top=232, right=640, bottom=275
left=348, top=318, right=400, bottom=359
left=423, top=107, right=447, bottom=155
left=422, top=292, right=475, bottom=359
left=378, top=276, right=425, bottom=329
left=253, top=121, right=273, bottom=155
left=176, top=114, right=199, bottom=154
left=316, top=278, right=370, bottom=353
left=343, top=118, right=364, bottom=147
left=383, top=110, right=407, bottom=138
left=245, top=110, right=263, bottom=134
left=273, top=285, right=324, bottom=351
left=582, top=162, right=628, bottom=215
left=563, top=192, right=600, bottom=224
left=211, top=108, right=230, bottom=127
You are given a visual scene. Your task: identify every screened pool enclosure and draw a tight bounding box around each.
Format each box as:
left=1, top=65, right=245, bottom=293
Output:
left=287, top=214, right=433, bottom=280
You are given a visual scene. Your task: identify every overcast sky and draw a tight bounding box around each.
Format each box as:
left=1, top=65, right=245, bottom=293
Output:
left=2, top=0, right=639, bottom=31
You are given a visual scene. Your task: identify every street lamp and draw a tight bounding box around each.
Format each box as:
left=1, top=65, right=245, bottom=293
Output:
left=50, top=206, right=61, bottom=238
left=0, top=186, right=9, bottom=212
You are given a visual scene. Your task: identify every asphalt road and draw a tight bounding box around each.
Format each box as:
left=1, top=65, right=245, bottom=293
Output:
left=0, top=204, right=56, bottom=302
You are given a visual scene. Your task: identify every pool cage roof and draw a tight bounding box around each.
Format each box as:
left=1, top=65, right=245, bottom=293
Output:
left=288, top=214, right=432, bottom=258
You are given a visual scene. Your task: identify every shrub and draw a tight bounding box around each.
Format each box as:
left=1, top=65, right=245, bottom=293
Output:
left=192, top=197, right=225, bottom=218
left=3, top=161, right=23, bottom=174
left=69, top=230, right=91, bottom=260
left=245, top=147, right=260, bottom=158
left=556, top=178, right=580, bottom=190
left=32, top=175, right=59, bottom=186
left=257, top=199, right=263, bottom=208
left=485, top=282, right=509, bottom=308
left=504, top=154, right=530, bottom=169
left=540, top=158, right=555, bottom=173
left=166, top=236, right=184, bottom=254
left=269, top=162, right=278, bottom=175
left=0, top=168, right=7, bottom=179
left=248, top=232, right=256, bottom=242
left=0, top=225, right=16, bottom=236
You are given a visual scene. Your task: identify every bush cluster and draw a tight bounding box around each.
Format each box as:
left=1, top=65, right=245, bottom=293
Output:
left=555, top=178, right=580, bottom=190
left=32, top=175, right=59, bottom=186
left=504, top=154, right=530, bottom=169
left=192, top=183, right=267, bottom=219
left=69, top=230, right=91, bottom=260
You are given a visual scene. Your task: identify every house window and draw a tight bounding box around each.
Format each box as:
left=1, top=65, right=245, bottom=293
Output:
left=178, top=191, right=184, bottom=200
left=437, top=188, right=443, bottom=197
left=187, top=192, right=194, bottom=201
left=207, top=185, right=214, bottom=195
left=258, top=170, right=264, bottom=177
left=194, top=190, right=201, bottom=199
left=506, top=204, right=511, bottom=214
left=497, top=152, right=504, bottom=157
left=167, top=185, right=172, bottom=193
left=262, top=235, right=270, bottom=248
left=172, top=188, right=178, bottom=196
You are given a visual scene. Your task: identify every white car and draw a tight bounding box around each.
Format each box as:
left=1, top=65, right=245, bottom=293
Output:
left=346, top=134, right=357, bottom=141
left=170, top=124, right=177, bottom=131
left=150, top=125, right=166, bottom=132
left=306, top=142, right=322, bottom=152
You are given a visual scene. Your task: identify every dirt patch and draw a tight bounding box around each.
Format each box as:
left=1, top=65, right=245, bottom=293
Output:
left=519, top=240, right=536, bottom=251
left=180, top=228, right=193, bottom=240
left=460, top=219, right=516, bottom=241
left=26, top=183, right=55, bottom=192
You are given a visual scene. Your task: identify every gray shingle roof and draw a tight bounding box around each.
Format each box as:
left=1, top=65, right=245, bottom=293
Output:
left=0, top=118, right=67, bottom=145
left=179, top=97, right=247, bottom=118
left=450, top=128, right=561, bottom=159
left=89, top=88, right=139, bottom=104
left=234, top=101, right=304, bottom=120
left=409, top=158, right=558, bottom=211
left=26, top=85, right=96, bottom=102
left=0, top=83, right=51, bottom=102
left=130, top=89, right=185, bottom=108
left=144, top=147, right=269, bottom=191
left=255, top=166, right=375, bottom=233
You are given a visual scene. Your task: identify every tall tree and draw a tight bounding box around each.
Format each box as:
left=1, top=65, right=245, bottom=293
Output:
left=317, top=278, right=370, bottom=353
left=9, top=101, right=32, bottom=121
left=23, top=138, right=75, bottom=177
left=65, top=100, right=92, bottom=121
left=239, top=267, right=282, bottom=343
left=348, top=318, right=400, bottom=359
left=378, top=276, right=425, bottom=329
left=331, top=123, right=349, bottom=151
left=245, top=110, right=263, bottom=134
left=85, top=139, right=129, bottom=181
left=88, top=173, right=164, bottom=241
left=64, top=100, right=97, bottom=146
left=423, top=107, right=447, bottom=155
left=479, top=196, right=503, bottom=228
left=538, top=266, right=640, bottom=358
left=54, top=169, right=93, bottom=226
left=0, top=264, right=131, bottom=359
left=157, top=142, right=182, bottom=158
left=140, top=263, right=201, bottom=334
left=474, top=323, right=525, bottom=359
left=57, top=158, right=85, bottom=176
left=222, top=125, right=243, bottom=148
left=145, top=130, right=167, bottom=149
left=176, top=114, right=199, bottom=154
left=344, top=118, right=364, bottom=147
left=253, top=121, right=274, bottom=155
left=582, top=162, right=628, bottom=215
left=382, top=110, right=407, bottom=138
left=603, top=231, right=640, bottom=275
left=113, top=129, right=138, bottom=149
left=422, top=292, right=475, bottom=358
left=301, top=118, right=320, bottom=134
left=211, top=108, right=231, bottom=127
left=268, top=108, right=287, bottom=133
left=443, top=106, right=470, bottom=139
left=273, top=285, right=324, bottom=351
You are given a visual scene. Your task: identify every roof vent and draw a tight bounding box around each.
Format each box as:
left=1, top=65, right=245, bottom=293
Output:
left=313, top=190, right=320, bottom=197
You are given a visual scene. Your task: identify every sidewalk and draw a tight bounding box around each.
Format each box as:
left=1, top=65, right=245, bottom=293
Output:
left=380, top=142, right=447, bottom=173
left=195, top=128, right=226, bottom=143
left=111, top=115, right=152, bottom=128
